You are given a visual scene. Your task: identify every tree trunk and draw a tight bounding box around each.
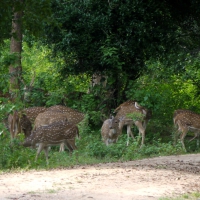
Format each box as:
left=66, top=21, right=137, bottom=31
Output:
left=9, top=10, right=23, bottom=101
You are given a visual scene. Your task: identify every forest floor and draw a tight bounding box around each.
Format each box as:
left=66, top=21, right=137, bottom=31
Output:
left=0, top=154, right=200, bottom=200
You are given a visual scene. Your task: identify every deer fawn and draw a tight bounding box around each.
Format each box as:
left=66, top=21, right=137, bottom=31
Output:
left=173, top=109, right=200, bottom=151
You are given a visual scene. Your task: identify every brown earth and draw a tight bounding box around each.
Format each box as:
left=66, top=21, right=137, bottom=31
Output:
left=0, top=154, right=200, bottom=200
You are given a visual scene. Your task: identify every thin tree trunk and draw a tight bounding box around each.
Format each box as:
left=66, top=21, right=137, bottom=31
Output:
left=9, top=10, right=23, bottom=101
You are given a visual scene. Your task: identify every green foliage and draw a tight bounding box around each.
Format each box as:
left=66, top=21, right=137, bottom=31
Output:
left=160, top=192, right=200, bottom=200
left=126, top=112, right=145, bottom=121
left=44, top=0, right=184, bottom=80
left=0, top=0, right=52, bottom=44
left=0, top=106, right=188, bottom=171
left=0, top=134, right=36, bottom=169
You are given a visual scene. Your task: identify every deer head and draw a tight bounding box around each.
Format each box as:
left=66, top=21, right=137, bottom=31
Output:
left=33, top=110, right=68, bottom=131
left=8, top=106, right=47, bottom=140
left=101, top=116, right=126, bottom=146
left=8, top=111, right=22, bottom=139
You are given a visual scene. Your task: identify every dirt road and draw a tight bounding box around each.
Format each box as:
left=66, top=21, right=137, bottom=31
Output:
left=0, top=154, right=200, bottom=200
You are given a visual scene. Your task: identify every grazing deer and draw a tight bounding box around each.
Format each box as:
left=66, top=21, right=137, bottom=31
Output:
left=173, top=109, right=200, bottom=151
left=34, top=105, right=85, bottom=152
left=23, top=119, right=79, bottom=163
left=113, top=100, right=152, bottom=146
left=8, top=107, right=47, bottom=140
left=101, top=116, right=125, bottom=146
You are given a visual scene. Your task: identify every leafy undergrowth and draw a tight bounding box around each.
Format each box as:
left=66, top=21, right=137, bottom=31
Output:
left=0, top=115, right=199, bottom=171
left=0, top=129, right=194, bottom=172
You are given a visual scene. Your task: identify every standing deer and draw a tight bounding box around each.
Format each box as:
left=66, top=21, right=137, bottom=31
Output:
left=173, top=109, right=200, bottom=151
left=23, top=119, right=79, bottom=163
left=112, top=100, right=152, bottom=146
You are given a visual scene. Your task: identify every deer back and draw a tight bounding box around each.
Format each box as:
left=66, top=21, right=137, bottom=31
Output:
left=173, top=109, right=200, bottom=130
left=23, top=106, right=47, bottom=124
left=34, top=111, right=68, bottom=130
left=115, top=101, right=145, bottom=119
left=8, top=111, right=22, bottom=139
left=46, top=105, right=85, bottom=124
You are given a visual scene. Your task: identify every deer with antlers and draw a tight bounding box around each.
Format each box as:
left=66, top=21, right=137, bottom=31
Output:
left=102, top=100, right=152, bottom=146
left=173, top=109, right=200, bottom=151
left=23, top=119, right=79, bottom=163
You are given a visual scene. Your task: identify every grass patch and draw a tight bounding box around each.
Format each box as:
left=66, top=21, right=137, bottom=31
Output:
left=160, top=192, right=200, bottom=200
left=0, top=117, right=199, bottom=171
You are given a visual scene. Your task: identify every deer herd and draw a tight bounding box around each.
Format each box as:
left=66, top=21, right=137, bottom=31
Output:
left=5, top=100, right=200, bottom=162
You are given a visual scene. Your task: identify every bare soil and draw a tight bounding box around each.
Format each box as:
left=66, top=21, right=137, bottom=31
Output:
left=0, top=154, right=200, bottom=200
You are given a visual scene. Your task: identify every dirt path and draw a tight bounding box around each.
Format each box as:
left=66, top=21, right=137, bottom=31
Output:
left=0, top=154, right=200, bottom=200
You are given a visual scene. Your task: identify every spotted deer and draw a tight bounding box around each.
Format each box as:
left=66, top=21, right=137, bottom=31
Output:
left=112, top=100, right=152, bottom=146
left=101, top=116, right=125, bottom=146
left=23, top=119, right=79, bottom=163
left=173, top=109, right=200, bottom=151
left=34, top=105, right=85, bottom=152
left=8, top=106, right=47, bottom=139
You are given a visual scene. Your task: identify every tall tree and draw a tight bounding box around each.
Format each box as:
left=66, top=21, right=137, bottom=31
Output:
left=0, top=0, right=52, bottom=100
left=9, top=5, right=23, bottom=99
left=43, top=0, right=200, bottom=102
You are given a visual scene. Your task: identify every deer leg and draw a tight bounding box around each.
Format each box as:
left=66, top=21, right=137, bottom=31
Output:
left=135, top=121, right=145, bottom=147
left=180, top=129, right=188, bottom=152
left=64, top=140, right=74, bottom=155
left=65, top=139, right=77, bottom=153
left=43, top=146, right=50, bottom=164
left=105, top=139, right=109, bottom=146
left=35, top=143, right=45, bottom=161
left=197, top=134, right=200, bottom=149
left=59, top=143, right=65, bottom=152
left=189, top=135, right=197, bottom=142
left=126, top=125, right=134, bottom=146
left=139, top=128, right=145, bottom=147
